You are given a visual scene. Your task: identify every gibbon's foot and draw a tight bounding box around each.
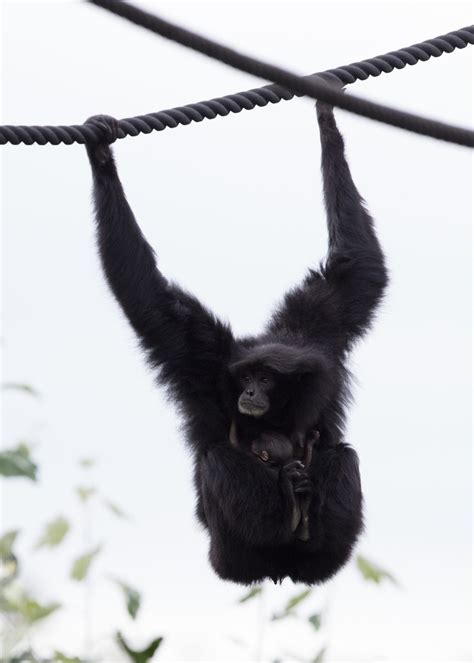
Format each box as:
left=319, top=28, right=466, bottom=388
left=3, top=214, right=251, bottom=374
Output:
left=84, top=114, right=119, bottom=166
left=281, top=459, right=305, bottom=481
left=306, top=428, right=321, bottom=445
left=305, top=428, right=321, bottom=454
left=281, top=460, right=311, bottom=493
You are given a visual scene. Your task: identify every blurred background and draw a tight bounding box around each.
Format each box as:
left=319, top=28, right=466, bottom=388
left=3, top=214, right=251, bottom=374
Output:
left=1, top=1, right=472, bottom=661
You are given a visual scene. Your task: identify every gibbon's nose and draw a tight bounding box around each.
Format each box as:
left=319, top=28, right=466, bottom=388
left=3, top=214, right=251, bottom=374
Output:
left=246, top=388, right=255, bottom=397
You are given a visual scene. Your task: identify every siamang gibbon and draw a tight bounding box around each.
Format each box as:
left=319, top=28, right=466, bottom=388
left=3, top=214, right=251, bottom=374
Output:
left=84, top=98, right=387, bottom=586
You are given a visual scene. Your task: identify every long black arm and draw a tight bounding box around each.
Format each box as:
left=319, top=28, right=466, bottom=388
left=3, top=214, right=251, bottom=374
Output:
left=267, top=103, right=388, bottom=351
left=85, top=116, right=235, bottom=421
left=318, top=101, right=388, bottom=344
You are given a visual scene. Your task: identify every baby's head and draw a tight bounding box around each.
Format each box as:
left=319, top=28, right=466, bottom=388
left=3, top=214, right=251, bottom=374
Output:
left=251, top=432, right=293, bottom=465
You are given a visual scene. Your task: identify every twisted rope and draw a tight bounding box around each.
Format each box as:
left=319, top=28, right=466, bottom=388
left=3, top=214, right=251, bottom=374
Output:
left=1, top=10, right=472, bottom=146
left=88, top=0, right=473, bottom=146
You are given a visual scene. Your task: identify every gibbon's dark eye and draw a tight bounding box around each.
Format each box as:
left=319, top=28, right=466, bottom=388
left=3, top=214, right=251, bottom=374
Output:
left=242, top=375, right=251, bottom=382
left=261, top=377, right=269, bottom=384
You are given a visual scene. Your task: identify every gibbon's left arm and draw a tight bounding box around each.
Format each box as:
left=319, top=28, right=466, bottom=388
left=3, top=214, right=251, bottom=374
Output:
left=267, top=101, right=388, bottom=352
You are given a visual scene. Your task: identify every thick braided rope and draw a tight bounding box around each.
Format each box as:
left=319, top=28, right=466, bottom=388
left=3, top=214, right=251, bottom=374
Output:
left=1, top=16, right=472, bottom=146
left=88, top=0, right=473, bottom=146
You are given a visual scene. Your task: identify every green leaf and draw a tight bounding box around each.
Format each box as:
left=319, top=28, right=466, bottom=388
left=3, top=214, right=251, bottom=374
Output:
left=271, top=588, right=313, bottom=621
left=284, top=588, right=312, bottom=612
left=0, top=553, right=18, bottom=585
left=103, top=498, right=128, bottom=519
left=76, top=486, right=96, bottom=502
left=70, top=546, right=101, bottom=581
left=312, top=647, right=326, bottom=663
left=116, top=631, right=163, bottom=663
left=113, top=578, right=141, bottom=619
left=35, top=517, right=70, bottom=549
left=79, top=458, right=95, bottom=468
left=10, top=651, right=40, bottom=663
left=17, top=443, right=32, bottom=457
left=308, top=613, right=322, bottom=630
left=238, top=586, right=262, bottom=603
left=0, top=530, right=19, bottom=559
left=271, top=609, right=297, bottom=621
left=356, top=555, right=398, bottom=586
left=2, top=382, right=40, bottom=398
left=7, top=593, right=60, bottom=624
left=0, top=445, right=37, bottom=480
left=53, top=652, right=85, bottom=663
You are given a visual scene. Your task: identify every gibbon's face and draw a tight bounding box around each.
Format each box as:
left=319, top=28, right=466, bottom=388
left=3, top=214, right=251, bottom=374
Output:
left=237, top=365, right=277, bottom=417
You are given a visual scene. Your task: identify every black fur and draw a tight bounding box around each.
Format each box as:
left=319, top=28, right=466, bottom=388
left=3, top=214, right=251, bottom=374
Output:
left=85, top=100, right=387, bottom=585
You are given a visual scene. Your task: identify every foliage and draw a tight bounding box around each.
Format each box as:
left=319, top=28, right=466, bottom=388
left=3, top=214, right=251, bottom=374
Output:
left=3, top=588, right=61, bottom=624
left=1, top=378, right=157, bottom=661
left=0, top=530, right=19, bottom=586
left=78, top=458, right=95, bottom=468
left=0, top=444, right=38, bottom=480
left=284, top=588, right=312, bottom=612
left=2, top=382, right=40, bottom=398
left=308, top=613, right=322, bottom=631
left=356, top=555, right=398, bottom=586
left=35, top=517, right=70, bottom=549
left=116, top=632, right=163, bottom=663
left=53, top=652, right=87, bottom=663
left=271, top=587, right=312, bottom=620
left=238, top=586, right=262, bottom=603
left=103, top=498, right=129, bottom=520
left=76, top=486, right=97, bottom=502
left=70, top=546, right=102, bottom=582
left=112, top=579, right=141, bottom=619
left=0, top=530, right=19, bottom=558
left=312, top=647, right=326, bottom=663
left=235, top=555, right=398, bottom=662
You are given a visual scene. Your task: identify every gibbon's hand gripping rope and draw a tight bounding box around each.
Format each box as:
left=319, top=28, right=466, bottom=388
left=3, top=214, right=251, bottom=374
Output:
left=0, top=1, right=472, bottom=147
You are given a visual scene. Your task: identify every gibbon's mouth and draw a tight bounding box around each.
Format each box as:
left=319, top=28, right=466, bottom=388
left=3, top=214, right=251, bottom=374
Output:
left=238, top=399, right=269, bottom=417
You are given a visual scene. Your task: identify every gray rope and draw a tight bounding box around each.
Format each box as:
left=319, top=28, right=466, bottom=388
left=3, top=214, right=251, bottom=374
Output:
left=1, top=15, right=472, bottom=146
left=87, top=0, right=473, bottom=146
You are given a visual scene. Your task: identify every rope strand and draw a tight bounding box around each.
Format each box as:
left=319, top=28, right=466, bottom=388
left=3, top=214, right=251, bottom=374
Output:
left=1, top=5, right=472, bottom=146
left=87, top=1, right=474, bottom=147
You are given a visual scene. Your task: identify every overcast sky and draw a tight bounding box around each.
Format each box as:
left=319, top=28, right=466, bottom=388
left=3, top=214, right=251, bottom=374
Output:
left=1, top=1, right=472, bottom=662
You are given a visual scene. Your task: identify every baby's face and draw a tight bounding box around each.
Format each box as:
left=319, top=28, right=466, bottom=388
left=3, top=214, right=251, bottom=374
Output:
left=253, top=447, right=270, bottom=462
left=251, top=437, right=293, bottom=464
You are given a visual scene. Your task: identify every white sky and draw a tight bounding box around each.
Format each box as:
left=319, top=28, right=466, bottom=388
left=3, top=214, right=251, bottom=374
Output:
left=1, top=1, right=472, bottom=662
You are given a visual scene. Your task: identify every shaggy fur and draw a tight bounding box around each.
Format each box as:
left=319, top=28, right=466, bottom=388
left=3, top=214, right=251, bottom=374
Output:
left=85, top=100, right=388, bottom=585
